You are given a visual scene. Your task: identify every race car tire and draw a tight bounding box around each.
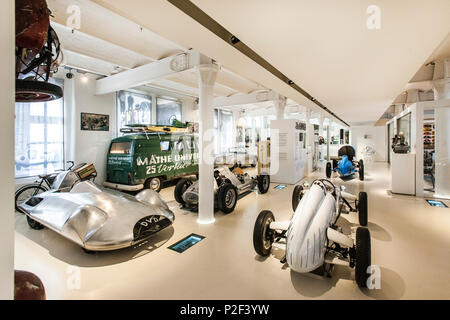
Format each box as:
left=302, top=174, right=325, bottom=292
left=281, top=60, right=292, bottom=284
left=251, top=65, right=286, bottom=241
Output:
left=15, top=184, right=48, bottom=213
left=174, top=178, right=192, bottom=204
left=326, top=162, right=332, bottom=178
left=359, top=160, right=365, bottom=181
left=145, top=176, right=163, bottom=193
left=355, top=227, right=371, bottom=288
left=257, top=174, right=270, bottom=194
left=332, top=159, right=339, bottom=169
left=292, top=185, right=304, bottom=212
left=358, top=192, right=368, bottom=226
left=253, top=210, right=275, bottom=257
left=218, top=183, right=238, bottom=214
left=26, top=216, right=44, bottom=230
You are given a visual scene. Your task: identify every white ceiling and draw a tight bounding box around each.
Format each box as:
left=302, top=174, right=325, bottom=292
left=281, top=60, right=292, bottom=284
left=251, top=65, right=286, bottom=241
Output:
left=92, top=0, right=450, bottom=123
left=48, top=0, right=266, bottom=100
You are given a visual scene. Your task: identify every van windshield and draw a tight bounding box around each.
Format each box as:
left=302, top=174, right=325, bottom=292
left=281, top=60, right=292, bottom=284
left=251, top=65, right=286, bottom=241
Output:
left=110, top=142, right=132, bottom=154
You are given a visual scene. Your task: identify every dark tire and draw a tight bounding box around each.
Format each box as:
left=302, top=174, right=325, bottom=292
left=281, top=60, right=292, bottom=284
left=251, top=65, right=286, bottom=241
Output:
left=355, top=227, right=371, bottom=288
left=253, top=210, right=275, bottom=256
left=359, top=160, right=364, bottom=181
left=16, top=79, right=63, bottom=103
left=174, top=179, right=192, bottom=204
left=15, top=184, right=48, bottom=213
left=326, top=162, right=332, bottom=178
left=292, top=185, right=304, bottom=212
left=144, top=177, right=163, bottom=193
left=82, top=248, right=97, bottom=254
left=358, top=192, right=368, bottom=226
left=26, top=216, right=44, bottom=230
left=217, top=183, right=238, bottom=214
left=257, top=174, right=270, bottom=194
left=332, top=159, right=339, bottom=169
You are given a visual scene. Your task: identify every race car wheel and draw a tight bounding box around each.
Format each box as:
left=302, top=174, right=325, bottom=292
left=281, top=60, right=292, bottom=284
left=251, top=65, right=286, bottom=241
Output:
left=326, top=162, right=332, bottom=178
left=359, top=160, right=364, bottom=181
left=15, top=184, right=48, bottom=213
left=253, top=210, right=275, bottom=257
left=292, top=185, right=304, bottom=212
left=358, top=192, right=368, bottom=226
left=174, top=179, right=192, bottom=204
left=355, top=227, right=371, bottom=288
left=332, top=159, right=339, bottom=169
left=257, top=174, right=270, bottom=194
left=26, top=216, right=44, bottom=230
left=145, top=177, right=162, bottom=193
left=218, top=183, right=238, bottom=214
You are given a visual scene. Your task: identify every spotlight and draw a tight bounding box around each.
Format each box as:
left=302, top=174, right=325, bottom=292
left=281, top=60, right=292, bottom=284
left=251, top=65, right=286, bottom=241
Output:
left=80, top=74, right=88, bottom=83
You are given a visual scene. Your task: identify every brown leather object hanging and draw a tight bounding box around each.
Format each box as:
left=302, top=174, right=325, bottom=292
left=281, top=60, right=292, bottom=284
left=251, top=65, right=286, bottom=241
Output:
left=14, top=270, right=46, bottom=300
left=15, top=0, right=51, bottom=51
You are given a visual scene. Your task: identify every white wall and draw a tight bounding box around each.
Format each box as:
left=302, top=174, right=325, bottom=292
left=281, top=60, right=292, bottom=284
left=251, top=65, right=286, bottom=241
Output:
left=64, top=74, right=116, bottom=183
left=350, top=124, right=387, bottom=162
left=0, top=0, right=15, bottom=300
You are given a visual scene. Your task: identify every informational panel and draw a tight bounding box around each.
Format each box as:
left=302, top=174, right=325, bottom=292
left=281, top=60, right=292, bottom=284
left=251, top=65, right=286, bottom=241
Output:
left=270, top=119, right=306, bottom=184
left=392, top=153, right=416, bottom=195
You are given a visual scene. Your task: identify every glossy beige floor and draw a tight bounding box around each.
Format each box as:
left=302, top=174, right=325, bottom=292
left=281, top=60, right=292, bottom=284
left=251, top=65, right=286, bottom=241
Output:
left=14, top=162, right=450, bottom=299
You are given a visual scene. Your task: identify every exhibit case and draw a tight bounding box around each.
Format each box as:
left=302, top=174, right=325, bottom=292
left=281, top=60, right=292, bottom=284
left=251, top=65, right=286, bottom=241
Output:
left=269, top=119, right=306, bottom=184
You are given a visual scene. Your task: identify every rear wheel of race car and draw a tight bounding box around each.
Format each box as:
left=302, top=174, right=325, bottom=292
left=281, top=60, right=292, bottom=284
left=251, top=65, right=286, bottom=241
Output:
left=253, top=210, right=275, bottom=257
left=144, top=176, right=163, bottom=193
left=359, top=160, right=365, bottom=181
left=292, top=185, right=304, bottom=212
left=217, top=183, right=238, bottom=214
left=358, top=192, right=368, bottom=226
left=326, top=162, right=332, bottom=178
left=355, top=227, right=371, bottom=288
left=26, top=216, right=44, bottom=230
left=174, top=179, right=192, bottom=204
left=257, top=174, right=270, bottom=194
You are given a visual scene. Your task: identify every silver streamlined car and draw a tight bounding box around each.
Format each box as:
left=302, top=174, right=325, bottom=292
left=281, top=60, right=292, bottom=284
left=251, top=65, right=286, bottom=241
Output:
left=174, top=166, right=270, bottom=213
left=18, top=171, right=174, bottom=252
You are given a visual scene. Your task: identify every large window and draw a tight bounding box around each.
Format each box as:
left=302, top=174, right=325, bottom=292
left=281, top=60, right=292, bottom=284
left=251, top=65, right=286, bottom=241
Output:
left=117, top=90, right=152, bottom=132
left=15, top=98, right=65, bottom=178
left=214, top=109, right=234, bottom=154
left=156, top=98, right=181, bottom=125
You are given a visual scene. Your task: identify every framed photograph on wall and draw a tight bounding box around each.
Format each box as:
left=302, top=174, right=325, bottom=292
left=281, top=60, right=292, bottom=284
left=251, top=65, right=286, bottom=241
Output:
left=80, top=112, right=110, bottom=131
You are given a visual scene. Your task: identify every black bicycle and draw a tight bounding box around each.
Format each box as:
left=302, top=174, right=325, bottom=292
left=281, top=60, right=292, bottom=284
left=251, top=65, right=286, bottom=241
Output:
left=15, top=161, right=94, bottom=212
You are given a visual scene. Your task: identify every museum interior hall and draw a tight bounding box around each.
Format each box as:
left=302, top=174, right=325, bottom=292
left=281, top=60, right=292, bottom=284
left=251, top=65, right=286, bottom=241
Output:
left=1, top=0, right=449, bottom=301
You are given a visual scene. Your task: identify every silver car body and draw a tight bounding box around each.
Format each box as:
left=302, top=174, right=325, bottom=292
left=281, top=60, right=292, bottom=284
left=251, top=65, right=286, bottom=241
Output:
left=18, top=172, right=174, bottom=251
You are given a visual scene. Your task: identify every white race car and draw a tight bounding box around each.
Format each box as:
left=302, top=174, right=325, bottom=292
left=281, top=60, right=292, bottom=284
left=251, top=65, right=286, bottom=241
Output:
left=253, top=179, right=371, bottom=287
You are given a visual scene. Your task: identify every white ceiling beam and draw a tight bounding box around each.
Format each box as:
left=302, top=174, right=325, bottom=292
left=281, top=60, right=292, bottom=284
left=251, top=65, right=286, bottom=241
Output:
left=96, top=50, right=212, bottom=95
left=213, top=90, right=278, bottom=108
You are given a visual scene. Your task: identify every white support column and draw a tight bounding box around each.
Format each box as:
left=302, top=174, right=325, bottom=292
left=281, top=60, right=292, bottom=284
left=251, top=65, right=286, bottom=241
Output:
left=0, top=0, right=15, bottom=300
left=305, top=109, right=313, bottom=175
left=274, top=95, right=287, bottom=120
left=196, top=64, right=218, bottom=224
left=326, top=125, right=330, bottom=161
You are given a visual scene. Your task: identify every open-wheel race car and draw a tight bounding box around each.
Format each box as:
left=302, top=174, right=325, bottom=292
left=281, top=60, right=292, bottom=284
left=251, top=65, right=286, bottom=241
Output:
left=253, top=179, right=371, bottom=287
left=326, top=146, right=365, bottom=181
left=17, top=169, right=174, bottom=253
left=174, top=166, right=270, bottom=214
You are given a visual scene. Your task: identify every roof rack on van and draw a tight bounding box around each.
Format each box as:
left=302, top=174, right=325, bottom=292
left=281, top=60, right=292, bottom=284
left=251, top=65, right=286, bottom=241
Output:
left=120, top=121, right=193, bottom=134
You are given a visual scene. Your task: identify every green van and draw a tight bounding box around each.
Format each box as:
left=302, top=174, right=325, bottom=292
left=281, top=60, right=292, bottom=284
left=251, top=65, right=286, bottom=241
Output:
left=104, top=132, right=199, bottom=192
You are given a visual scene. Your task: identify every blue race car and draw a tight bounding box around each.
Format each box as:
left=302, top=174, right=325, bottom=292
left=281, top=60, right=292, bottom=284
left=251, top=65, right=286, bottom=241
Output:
left=326, top=146, right=364, bottom=181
